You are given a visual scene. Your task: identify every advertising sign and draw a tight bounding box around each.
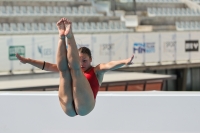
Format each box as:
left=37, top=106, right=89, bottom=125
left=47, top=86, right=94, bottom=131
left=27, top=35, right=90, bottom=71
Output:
left=160, top=32, right=176, bottom=63
left=128, top=33, right=144, bottom=64
left=34, top=35, right=55, bottom=64
left=9, top=46, right=25, bottom=60
left=10, top=35, right=33, bottom=72
left=185, top=40, right=199, bottom=52
left=189, top=32, right=200, bottom=62
left=91, top=34, right=110, bottom=65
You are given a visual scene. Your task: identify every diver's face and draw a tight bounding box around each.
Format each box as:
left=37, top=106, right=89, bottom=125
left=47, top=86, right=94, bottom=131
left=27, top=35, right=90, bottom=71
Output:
left=79, top=52, right=92, bottom=72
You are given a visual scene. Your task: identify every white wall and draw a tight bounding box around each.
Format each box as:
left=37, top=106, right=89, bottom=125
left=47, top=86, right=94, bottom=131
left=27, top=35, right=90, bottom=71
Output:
left=0, top=91, right=200, bottom=133
left=0, top=32, right=200, bottom=73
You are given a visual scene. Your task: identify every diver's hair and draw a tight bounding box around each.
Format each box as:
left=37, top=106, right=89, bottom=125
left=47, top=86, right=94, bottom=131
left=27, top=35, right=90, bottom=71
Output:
left=78, top=47, right=92, bottom=59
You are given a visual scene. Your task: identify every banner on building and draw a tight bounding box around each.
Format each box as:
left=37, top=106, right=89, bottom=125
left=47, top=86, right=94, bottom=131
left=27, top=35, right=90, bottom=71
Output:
left=160, top=32, right=176, bottom=63
left=188, top=32, right=200, bottom=62
left=92, top=34, right=110, bottom=65
left=10, top=36, right=33, bottom=72
left=129, top=33, right=144, bottom=64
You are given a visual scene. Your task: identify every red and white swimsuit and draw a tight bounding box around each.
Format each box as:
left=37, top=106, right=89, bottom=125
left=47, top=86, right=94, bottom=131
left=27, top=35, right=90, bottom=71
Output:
left=83, top=67, right=99, bottom=99
left=73, top=67, right=100, bottom=115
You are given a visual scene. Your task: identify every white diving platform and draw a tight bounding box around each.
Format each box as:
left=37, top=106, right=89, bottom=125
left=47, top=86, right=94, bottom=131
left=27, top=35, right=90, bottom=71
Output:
left=0, top=91, right=200, bottom=133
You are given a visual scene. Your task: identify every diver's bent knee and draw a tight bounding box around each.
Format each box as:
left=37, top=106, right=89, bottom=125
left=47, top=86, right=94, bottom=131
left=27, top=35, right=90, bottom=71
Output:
left=65, top=111, right=77, bottom=117
left=77, top=110, right=90, bottom=116
left=62, top=106, right=77, bottom=117
left=59, top=99, right=77, bottom=117
left=77, top=105, right=94, bottom=116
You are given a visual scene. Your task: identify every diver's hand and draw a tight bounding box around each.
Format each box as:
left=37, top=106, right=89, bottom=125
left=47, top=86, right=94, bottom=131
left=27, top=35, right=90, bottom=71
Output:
left=16, top=53, right=29, bottom=64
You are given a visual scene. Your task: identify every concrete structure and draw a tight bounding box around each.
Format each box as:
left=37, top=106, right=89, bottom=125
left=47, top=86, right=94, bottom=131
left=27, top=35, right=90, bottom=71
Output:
left=0, top=91, right=200, bottom=133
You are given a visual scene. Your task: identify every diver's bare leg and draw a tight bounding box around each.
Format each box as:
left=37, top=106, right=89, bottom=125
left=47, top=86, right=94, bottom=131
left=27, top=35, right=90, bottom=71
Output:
left=64, top=18, right=95, bottom=116
left=56, top=19, right=77, bottom=117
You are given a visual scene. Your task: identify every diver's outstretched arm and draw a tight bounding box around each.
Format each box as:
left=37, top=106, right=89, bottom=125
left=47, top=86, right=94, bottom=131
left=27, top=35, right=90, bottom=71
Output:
left=95, top=54, right=134, bottom=73
left=15, top=53, right=58, bottom=72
